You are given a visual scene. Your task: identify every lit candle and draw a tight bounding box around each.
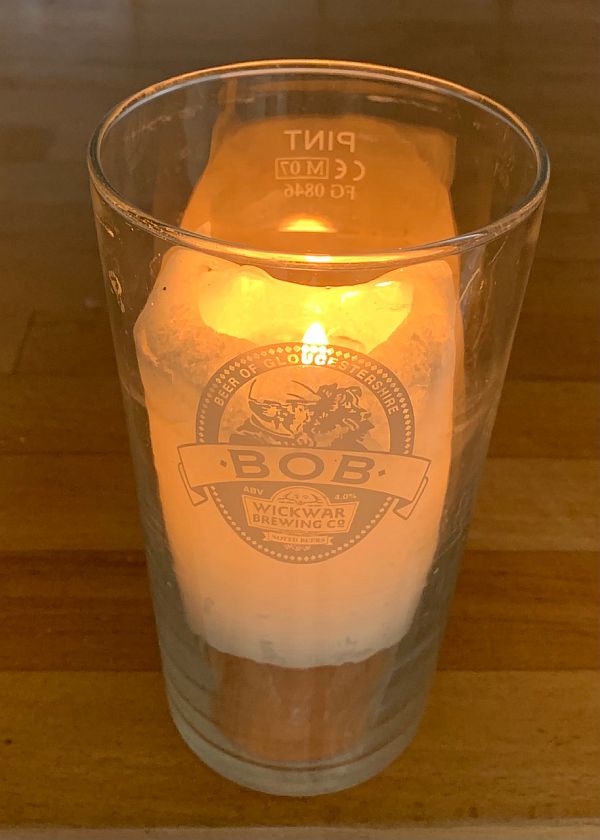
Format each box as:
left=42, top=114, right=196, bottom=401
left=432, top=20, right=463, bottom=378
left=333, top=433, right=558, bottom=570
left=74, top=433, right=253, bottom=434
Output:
left=135, top=252, right=456, bottom=666
left=134, top=115, right=459, bottom=758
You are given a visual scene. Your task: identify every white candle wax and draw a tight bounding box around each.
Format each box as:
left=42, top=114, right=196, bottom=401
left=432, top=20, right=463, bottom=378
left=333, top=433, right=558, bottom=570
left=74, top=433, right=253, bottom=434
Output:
left=134, top=253, right=456, bottom=668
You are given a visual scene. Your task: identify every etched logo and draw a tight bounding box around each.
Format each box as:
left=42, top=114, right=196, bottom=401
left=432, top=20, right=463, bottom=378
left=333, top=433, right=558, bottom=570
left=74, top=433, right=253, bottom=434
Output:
left=178, top=343, right=430, bottom=563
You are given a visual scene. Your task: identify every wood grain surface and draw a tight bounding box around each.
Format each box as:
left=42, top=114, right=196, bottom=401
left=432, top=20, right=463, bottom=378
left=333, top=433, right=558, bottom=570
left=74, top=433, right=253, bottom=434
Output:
left=0, top=0, right=598, bottom=832
left=1, top=825, right=600, bottom=840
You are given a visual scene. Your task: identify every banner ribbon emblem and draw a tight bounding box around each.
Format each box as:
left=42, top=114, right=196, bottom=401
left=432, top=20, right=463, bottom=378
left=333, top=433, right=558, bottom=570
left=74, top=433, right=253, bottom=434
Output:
left=178, top=443, right=430, bottom=518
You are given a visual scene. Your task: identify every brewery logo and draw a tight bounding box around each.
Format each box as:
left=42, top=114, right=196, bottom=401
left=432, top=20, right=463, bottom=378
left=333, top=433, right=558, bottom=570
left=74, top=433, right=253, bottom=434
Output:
left=177, top=342, right=431, bottom=563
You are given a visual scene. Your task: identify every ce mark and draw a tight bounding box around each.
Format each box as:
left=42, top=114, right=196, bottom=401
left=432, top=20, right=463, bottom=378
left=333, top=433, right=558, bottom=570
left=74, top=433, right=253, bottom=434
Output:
left=333, top=158, right=366, bottom=181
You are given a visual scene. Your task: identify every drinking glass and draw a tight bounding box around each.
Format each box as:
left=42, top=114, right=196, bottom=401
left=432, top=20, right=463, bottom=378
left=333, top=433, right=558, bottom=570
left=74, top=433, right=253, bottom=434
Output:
left=88, top=60, right=549, bottom=796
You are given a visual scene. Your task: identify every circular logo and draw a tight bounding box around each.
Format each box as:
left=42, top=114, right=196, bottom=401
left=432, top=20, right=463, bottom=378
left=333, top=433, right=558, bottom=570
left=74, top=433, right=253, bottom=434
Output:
left=177, top=342, right=429, bottom=563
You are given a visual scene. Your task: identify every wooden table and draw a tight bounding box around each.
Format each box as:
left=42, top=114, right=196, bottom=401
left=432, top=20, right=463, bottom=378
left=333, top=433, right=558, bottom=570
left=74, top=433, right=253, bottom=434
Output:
left=0, top=1, right=598, bottom=836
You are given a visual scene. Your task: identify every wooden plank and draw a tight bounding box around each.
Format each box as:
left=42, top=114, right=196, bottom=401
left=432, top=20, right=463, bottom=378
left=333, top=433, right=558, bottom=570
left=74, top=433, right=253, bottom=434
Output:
left=1, top=245, right=594, bottom=388
left=0, top=551, right=159, bottom=672
left=0, top=375, right=127, bottom=454
left=0, top=309, right=31, bottom=375
left=536, top=211, right=600, bottom=263
left=0, top=671, right=597, bottom=826
left=543, top=172, right=590, bottom=216
left=9, top=298, right=599, bottom=381
left=0, top=161, right=89, bottom=204
left=1, top=375, right=596, bottom=459
left=0, top=126, right=53, bottom=163
left=12, top=299, right=598, bottom=382
left=0, top=201, right=96, bottom=238
left=508, top=262, right=599, bottom=382
left=17, top=313, right=116, bottom=376
left=441, top=551, right=599, bottom=670
left=489, top=381, right=599, bottom=459
left=523, top=262, right=599, bottom=320
left=543, top=132, right=600, bottom=178
left=1, top=822, right=599, bottom=839
left=0, top=85, right=136, bottom=163
left=1, top=454, right=596, bottom=552
left=469, top=459, right=599, bottom=552
left=0, top=453, right=143, bottom=551
left=509, top=323, right=598, bottom=380
left=4, top=255, right=596, bottom=380
left=0, top=254, right=104, bottom=314
left=0, top=549, right=596, bottom=673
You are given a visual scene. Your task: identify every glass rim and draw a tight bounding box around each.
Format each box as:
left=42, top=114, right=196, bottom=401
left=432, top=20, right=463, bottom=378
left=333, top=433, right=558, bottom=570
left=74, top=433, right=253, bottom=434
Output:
left=87, top=59, right=550, bottom=269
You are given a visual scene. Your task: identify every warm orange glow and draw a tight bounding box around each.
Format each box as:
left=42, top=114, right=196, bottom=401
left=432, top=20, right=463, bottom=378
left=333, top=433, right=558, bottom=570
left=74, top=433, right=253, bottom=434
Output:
left=280, top=215, right=334, bottom=233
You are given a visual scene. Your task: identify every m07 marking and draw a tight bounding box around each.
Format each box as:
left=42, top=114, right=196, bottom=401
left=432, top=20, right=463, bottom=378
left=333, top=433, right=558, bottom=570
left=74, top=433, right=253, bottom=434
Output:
left=275, top=157, right=330, bottom=180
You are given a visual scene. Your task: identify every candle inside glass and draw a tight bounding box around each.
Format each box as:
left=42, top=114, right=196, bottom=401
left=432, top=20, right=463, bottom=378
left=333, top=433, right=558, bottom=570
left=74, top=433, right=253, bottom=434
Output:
left=133, top=113, right=460, bottom=760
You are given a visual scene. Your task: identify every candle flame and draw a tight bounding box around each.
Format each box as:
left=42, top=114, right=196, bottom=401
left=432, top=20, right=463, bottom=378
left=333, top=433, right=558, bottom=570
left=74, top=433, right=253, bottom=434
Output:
left=301, top=322, right=332, bottom=366
left=302, top=322, right=328, bottom=347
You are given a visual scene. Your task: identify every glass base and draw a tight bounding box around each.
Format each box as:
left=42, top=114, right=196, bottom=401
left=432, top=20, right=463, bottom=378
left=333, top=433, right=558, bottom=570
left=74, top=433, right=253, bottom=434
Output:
left=145, top=517, right=457, bottom=797
left=165, top=675, right=421, bottom=796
